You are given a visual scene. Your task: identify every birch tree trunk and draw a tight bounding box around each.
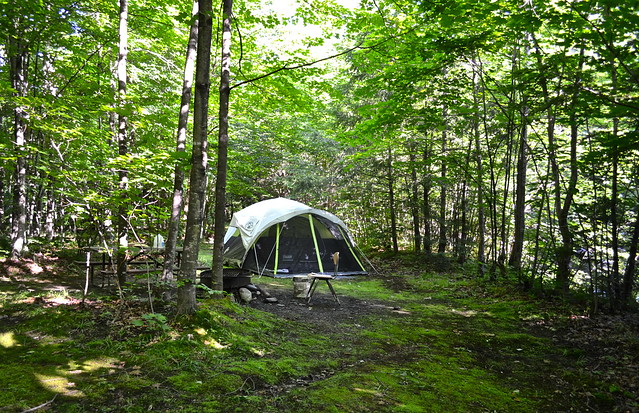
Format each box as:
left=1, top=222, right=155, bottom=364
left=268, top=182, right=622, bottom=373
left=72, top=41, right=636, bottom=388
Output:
left=163, top=0, right=199, bottom=282
left=115, top=0, right=129, bottom=287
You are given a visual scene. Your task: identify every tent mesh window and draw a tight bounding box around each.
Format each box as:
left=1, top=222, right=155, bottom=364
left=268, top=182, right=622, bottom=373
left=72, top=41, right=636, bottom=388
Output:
left=240, top=215, right=362, bottom=276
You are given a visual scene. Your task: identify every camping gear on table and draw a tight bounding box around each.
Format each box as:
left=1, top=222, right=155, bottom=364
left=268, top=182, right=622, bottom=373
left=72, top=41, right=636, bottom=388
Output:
left=222, top=198, right=368, bottom=277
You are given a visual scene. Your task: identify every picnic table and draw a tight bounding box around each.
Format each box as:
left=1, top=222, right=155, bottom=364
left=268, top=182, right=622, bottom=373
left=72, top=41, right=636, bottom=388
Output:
left=75, top=245, right=187, bottom=287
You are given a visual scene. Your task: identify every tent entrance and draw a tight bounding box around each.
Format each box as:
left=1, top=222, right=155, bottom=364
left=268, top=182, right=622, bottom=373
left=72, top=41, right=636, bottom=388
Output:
left=242, top=214, right=366, bottom=277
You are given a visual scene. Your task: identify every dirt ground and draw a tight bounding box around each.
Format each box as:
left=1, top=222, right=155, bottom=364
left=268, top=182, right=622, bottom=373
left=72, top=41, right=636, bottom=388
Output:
left=249, top=277, right=396, bottom=331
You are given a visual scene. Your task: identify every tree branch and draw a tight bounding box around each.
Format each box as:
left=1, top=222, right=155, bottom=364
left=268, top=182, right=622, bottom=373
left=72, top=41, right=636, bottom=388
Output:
left=21, top=395, right=57, bottom=413
left=229, top=33, right=404, bottom=91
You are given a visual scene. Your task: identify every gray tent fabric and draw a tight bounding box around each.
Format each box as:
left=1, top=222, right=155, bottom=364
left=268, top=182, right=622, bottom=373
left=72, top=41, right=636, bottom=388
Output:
left=223, top=198, right=367, bottom=277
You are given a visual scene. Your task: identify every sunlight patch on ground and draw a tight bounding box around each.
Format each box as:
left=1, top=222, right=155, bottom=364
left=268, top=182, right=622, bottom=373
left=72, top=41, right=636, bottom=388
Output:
left=205, top=338, right=227, bottom=349
left=451, top=308, right=478, bottom=317
left=354, top=387, right=383, bottom=397
left=81, top=357, right=123, bottom=373
left=0, top=331, right=19, bottom=348
left=35, top=374, right=85, bottom=397
left=193, top=327, right=228, bottom=349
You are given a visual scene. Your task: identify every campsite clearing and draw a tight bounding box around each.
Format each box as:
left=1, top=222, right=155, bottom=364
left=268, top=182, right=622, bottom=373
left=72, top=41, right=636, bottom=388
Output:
left=1, top=254, right=638, bottom=412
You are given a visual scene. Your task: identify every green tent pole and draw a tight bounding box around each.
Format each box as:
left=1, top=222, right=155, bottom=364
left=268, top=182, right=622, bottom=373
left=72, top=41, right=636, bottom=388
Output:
left=338, top=225, right=366, bottom=272
left=308, top=214, right=324, bottom=273
left=274, top=223, right=280, bottom=275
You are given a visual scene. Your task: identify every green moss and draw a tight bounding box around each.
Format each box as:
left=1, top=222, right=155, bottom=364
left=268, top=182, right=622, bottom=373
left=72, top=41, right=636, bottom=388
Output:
left=167, top=372, right=205, bottom=393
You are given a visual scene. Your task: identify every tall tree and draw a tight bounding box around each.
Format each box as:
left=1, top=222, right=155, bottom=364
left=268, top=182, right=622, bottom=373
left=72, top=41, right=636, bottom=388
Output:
left=8, top=23, right=29, bottom=259
left=211, top=0, right=234, bottom=291
left=163, top=0, right=199, bottom=282
left=115, top=0, right=129, bottom=286
left=509, top=45, right=528, bottom=273
left=177, top=0, right=213, bottom=315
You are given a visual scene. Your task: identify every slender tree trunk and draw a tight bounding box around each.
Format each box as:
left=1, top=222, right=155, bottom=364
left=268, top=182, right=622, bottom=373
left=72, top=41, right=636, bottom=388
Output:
left=621, top=203, right=639, bottom=306
left=409, top=145, right=421, bottom=253
left=422, top=138, right=432, bottom=255
left=438, top=108, right=448, bottom=254
left=473, top=63, right=486, bottom=277
left=509, top=95, right=528, bottom=272
left=163, top=0, right=199, bottom=282
left=554, top=48, right=584, bottom=294
left=609, top=51, right=621, bottom=310
left=0, top=168, right=6, bottom=234
left=458, top=139, right=472, bottom=264
left=45, top=184, right=55, bottom=240
left=177, top=0, right=213, bottom=314
left=115, top=0, right=129, bottom=286
left=385, top=146, right=398, bottom=254
left=610, top=141, right=620, bottom=308
left=212, top=0, right=234, bottom=291
left=9, top=33, right=29, bottom=259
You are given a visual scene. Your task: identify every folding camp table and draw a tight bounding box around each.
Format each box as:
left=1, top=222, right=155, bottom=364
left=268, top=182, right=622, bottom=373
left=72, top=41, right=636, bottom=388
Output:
left=305, top=274, right=340, bottom=305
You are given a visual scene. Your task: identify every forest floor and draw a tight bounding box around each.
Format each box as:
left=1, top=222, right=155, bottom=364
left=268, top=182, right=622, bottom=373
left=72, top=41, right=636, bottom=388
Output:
left=1, top=252, right=638, bottom=412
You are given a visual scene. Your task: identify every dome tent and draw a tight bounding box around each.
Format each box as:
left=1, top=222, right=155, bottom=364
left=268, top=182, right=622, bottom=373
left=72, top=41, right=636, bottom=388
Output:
left=223, top=198, right=367, bottom=277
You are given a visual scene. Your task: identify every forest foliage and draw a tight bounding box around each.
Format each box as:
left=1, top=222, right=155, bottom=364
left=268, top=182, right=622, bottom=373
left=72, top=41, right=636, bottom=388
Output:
left=1, top=0, right=638, bottom=312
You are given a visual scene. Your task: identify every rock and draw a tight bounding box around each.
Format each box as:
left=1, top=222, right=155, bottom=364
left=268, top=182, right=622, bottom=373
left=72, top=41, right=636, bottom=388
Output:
left=265, top=297, right=278, bottom=303
left=238, top=287, right=253, bottom=303
left=259, top=287, right=271, bottom=298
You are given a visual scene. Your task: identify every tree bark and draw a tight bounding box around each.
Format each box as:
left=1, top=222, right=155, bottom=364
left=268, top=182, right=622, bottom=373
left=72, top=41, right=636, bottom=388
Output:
left=9, top=32, right=29, bottom=259
left=457, top=149, right=470, bottom=264
left=509, top=94, right=528, bottom=271
left=609, top=44, right=621, bottom=310
left=438, top=107, right=448, bottom=254
left=115, top=0, right=129, bottom=287
left=552, top=48, right=584, bottom=294
left=409, top=144, right=421, bottom=253
left=163, top=0, right=199, bottom=282
left=177, top=0, right=213, bottom=314
left=422, top=138, right=432, bottom=255
left=621, top=203, right=639, bottom=306
left=474, top=63, right=486, bottom=277
left=387, top=146, right=398, bottom=254
left=211, top=0, right=234, bottom=291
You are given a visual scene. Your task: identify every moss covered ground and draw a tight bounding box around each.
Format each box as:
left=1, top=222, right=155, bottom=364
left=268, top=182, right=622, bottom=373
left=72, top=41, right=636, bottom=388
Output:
left=1, top=253, right=637, bottom=412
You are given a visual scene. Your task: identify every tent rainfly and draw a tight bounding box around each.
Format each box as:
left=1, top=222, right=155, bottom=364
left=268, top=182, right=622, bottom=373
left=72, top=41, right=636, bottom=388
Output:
left=222, top=198, right=368, bottom=277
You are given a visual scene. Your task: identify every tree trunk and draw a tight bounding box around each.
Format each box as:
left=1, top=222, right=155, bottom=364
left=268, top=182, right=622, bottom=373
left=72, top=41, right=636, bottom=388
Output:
left=0, top=168, right=6, bottom=235
left=422, top=139, right=432, bottom=255
left=409, top=145, right=421, bottom=253
left=177, top=0, right=213, bottom=315
left=387, top=146, right=398, bottom=254
left=45, top=184, right=55, bottom=240
left=163, top=0, right=199, bottom=282
left=609, top=48, right=621, bottom=310
left=438, top=108, right=448, bottom=254
left=509, top=95, right=528, bottom=272
left=473, top=63, right=486, bottom=276
left=115, top=0, right=129, bottom=287
left=621, top=203, right=639, bottom=306
left=553, top=48, right=584, bottom=294
left=211, top=0, right=234, bottom=291
left=9, top=33, right=29, bottom=259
